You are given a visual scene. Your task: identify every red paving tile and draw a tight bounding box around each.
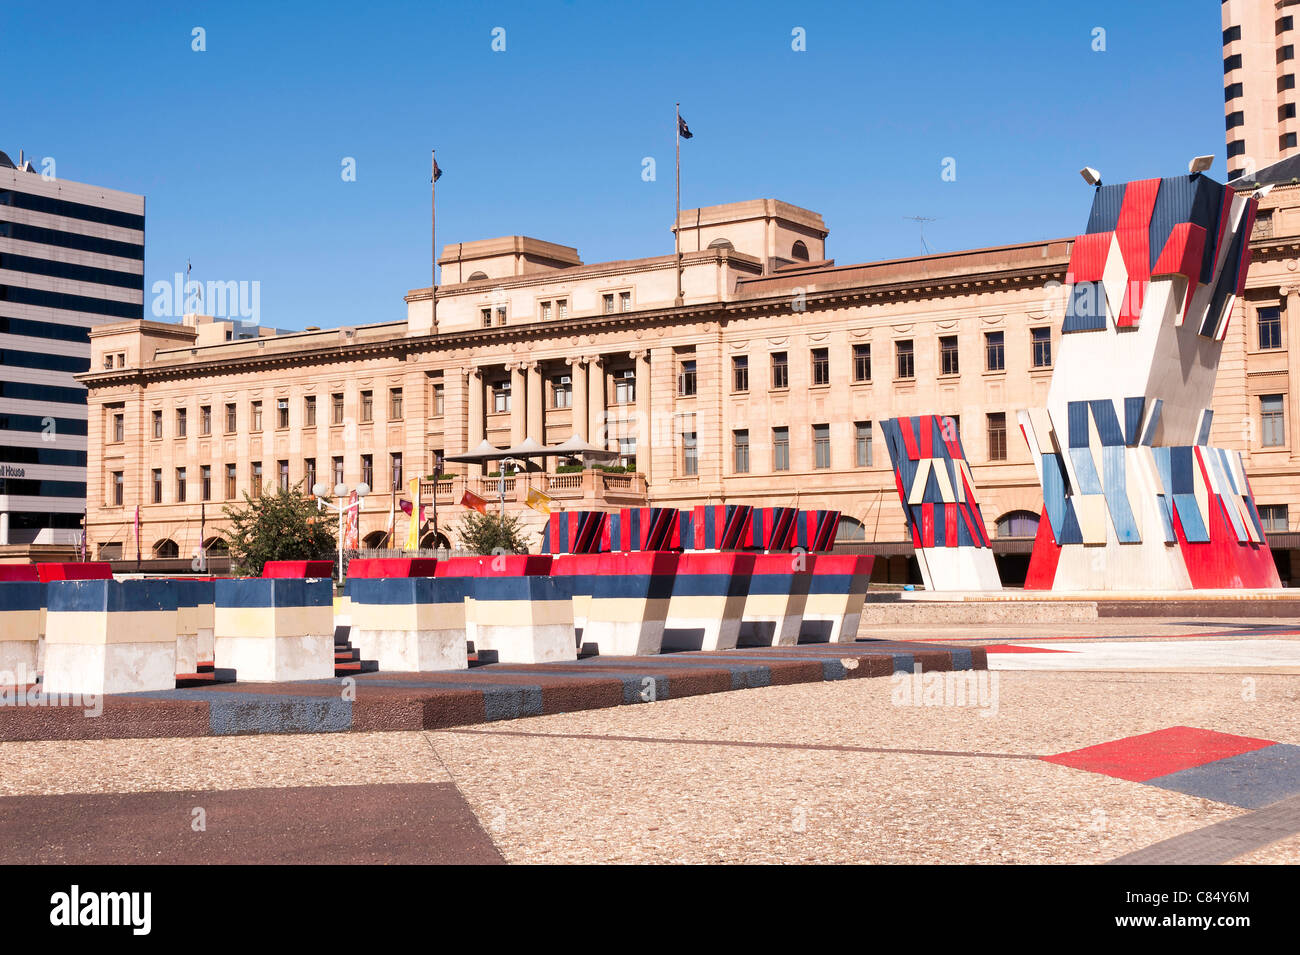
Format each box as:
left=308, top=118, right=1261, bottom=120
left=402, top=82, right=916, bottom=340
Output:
left=1042, top=726, right=1278, bottom=782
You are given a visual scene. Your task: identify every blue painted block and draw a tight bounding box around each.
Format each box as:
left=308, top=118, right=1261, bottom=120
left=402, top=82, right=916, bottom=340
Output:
left=0, top=581, right=43, bottom=612
left=1173, top=494, right=1208, bottom=542
left=1123, top=396, right=1145, bottom=447
left=47, top=578, right=178, bottom=613
left=215, top=577, right=332, bottom=609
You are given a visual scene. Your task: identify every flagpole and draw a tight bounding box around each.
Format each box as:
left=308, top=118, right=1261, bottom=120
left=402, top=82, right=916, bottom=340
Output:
left=431, top=149, right=438, bottom=331
left=674, top=103, right=683, bottom=307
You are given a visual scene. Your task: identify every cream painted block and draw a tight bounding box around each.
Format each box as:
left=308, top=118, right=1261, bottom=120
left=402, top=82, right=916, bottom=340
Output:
left=0, top=640, right=38, bottom=676
left=45, top=609, right=179, bottom=646
left=359, top=628, right=468, bottom=672
left=213, top=633, right=335, bottom=682
left=582, top=597, right=673, bottom=656
left=43, top=642, right=178, bottom=696
left=663, top=593, right=747, bottom=652
left=176, top=633, right=199, bottom=675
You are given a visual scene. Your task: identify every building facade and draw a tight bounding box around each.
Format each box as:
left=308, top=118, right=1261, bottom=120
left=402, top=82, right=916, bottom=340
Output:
left=1222, top=0, right=1300, bottom=180
left=78, top=191, right=1300, bottom=584
left=1, top=152, right=144, bottom=549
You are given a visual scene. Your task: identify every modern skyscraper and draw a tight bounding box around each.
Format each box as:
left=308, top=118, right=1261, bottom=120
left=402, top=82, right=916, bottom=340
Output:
left=1222, top=0, right=1300, bottom=180
left=0, top=151, right=144, bottom=548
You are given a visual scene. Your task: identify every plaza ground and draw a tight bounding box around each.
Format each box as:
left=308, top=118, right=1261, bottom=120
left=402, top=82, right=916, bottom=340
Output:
left=0, top=616, right=1297, bottom=864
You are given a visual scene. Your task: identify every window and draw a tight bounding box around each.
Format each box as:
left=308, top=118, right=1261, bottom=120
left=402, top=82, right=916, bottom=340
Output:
left=939, top=336, right=959, bottom=376
left=1259, top=307, right=1283, bottom=349
left=620, top=291, right=632, bottom=313
left=225, top=464, right=237, bottom=499
left=813, top=424, right=831, bottom=469
left=603, top=293, right=615, bottom=314
left=1224, top=53, right=1242, bottom=73
left=733, top=429, right=750, bottom=473
left=332, top=393, right=344, bottom=424
left=112, top=413, right=124, bottom=443
left=251, top=401, right=262, bottom=432
left=332, top=456, right=344, bottom=486
left=200, top=405, right=211, bottom=435
left=112, top=471, right=124, bottom=506
left=1280, top=45, right=1295, bottom=64
left=551, top=375, right=572, bottom=409
left=151, top=468, right=162, bottom=503
left=987, top=412, right=1007, bottom=462
left=614, top=368, right=636, bottom=404
left=1281, top=16, right=1296, bottom=34
left=305, top=458, right=316, bottom=490
left=305, top=395, right=316, bottom=427
left=176, top=467, right=187, bottom=502
left=996, top=511, right=1040, bottom=539
left=1258, top=504, right=1289, bottom=532
left=1228, top=139, right=1247, bottom=158
left=433, top=384, right=445, bottom=416
left=250, top=461, right=263, bottom=498
left=791, top=240, right=810, bottom=261
left=680, top=431, right=697, bottom=476
left=540, top=301, right=552, bottom=321
left=773, top=426, right=790, bottom=471
left=855, top=421, right=872, bottom=467
left=771, top=352, right=789, bottom=389
left=557, top=299, right=568, bottom=320
left=361, top=454, right=374, bottom=488
left=103, top=354, right=113, bottom=369
left=1284, top=132, right=1298, bottom=150
left=277, top=399, right=289, bottom=429
left=389, top=387, right=403, bottom=420
left=1282, top=103, right=1297, bottom=122
left=985, top=331, right=1005, bottom=371
left=152, top=410, right=163, bottom=439
left=226, top=403, right=237, bottom=433
left=1223, top=25, right=1241, bottom=44
left=1281, top=74, right=1296, bottom=92
left=811, top=348, right=830, bottom=386
left=732, top=355, right=749, bottom=392
left=481, top=307, right=492, bottom=328
left=176, top=408, right=187, bottom=437
left=1226, top=110, right=1245, bottom=130
left=391, top=452, right=403, bottom=490
left=853, top=343, right=871, bottom=382
left=201, top=465, right=211, bottom=501
left=1225, top=82, right=1243, bottom=102
left=896, top=340, right=915, bottom=379
left=493, top=379, right=512, bottom=413
left=1261, top=394, right=1286, bottom=447
left=278, top=460, right=289, bottom=492
left=678, top=359, right=697, bottom=397
left=360, top=391, right=373, bottom=423
left=1031, top=327, right=1052, bottom=367
left=617, top=437, right=636, bottom=471
left=495, top=306, right=507, bottom=326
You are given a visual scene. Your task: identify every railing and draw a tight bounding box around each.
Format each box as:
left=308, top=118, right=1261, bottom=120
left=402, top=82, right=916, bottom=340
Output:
left=418, top=470, right=648, bottom=508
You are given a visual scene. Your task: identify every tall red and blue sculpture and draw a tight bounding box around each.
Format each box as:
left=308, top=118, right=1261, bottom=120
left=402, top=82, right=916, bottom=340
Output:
left=1019, top=162, right=1280, bottom=590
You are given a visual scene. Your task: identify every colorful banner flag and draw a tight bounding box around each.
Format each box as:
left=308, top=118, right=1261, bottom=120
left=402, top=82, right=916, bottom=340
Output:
left=345, top=490, right=360, bottom=549
left=525, top=486, right=554, bottom=515
left=460, top=490, right=488, bottom=515
left=405, top=477, right=421, bottom=550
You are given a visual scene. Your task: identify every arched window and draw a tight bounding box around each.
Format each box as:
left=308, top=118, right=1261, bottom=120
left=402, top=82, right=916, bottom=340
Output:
left=836, top=516, right=866, bottom=541
left=467, top=271, right=489, bottom=281
left=362, top=531, right=389, bottom=549
left=152, top=539, right=179, bottom=558
left=791, top=240, right=810, bottom=261
left=202, top=537, right=229, bottom=555
left=420, top=531, right=451, bottom=550
left=707, top=238, right=734, bottom=251
left=995, top=510, right=1040, bottom=539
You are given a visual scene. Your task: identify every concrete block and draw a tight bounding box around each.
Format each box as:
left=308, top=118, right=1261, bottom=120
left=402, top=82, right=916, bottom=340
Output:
left=553, top=551, right=679, bottom=656
left=465, top=575, right=575, bottom=664
left=347, top=576, right=470, bottom=672
left=663, top=552, right=755, bottom=652
left=214, top=577, right=334, bottom=682
left=799, top=555, right=874, bottom=643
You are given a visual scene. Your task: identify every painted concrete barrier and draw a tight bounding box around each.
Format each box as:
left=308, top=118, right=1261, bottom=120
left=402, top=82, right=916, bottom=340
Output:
left=347, top=576, right=470, bottom=672
left=43, top=579, right=179, bottom=695
left=347, top=558, right=438, bottom=578
left=464, top=575, right=576, bottom=664
left=738, top=553, right=813, bottom=647
left=0, top=580, right=42, bottom=674
left=35, top=562, right=112, bottom=583
left=214, top=577, right=334, bottom=682
left=262, top=560, right=334, bottom=578
left=662, top=552, right=756, bottom=652
left=552, top=551, right=679, bottom=655
left=799, top=555, right=874, bottom=643
left=170, top=578, right=216, bottom=674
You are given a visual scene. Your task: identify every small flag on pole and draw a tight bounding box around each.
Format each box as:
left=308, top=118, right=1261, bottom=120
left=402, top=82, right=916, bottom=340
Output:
left=460, top=490, right=489, bottom=515
left=405, top=477, right=422, bottom=550
left=677, top=115, right=693, bottom=139
left=432, top=159, right=443, bottom=182
left=525, top=487, right=554, bottom=515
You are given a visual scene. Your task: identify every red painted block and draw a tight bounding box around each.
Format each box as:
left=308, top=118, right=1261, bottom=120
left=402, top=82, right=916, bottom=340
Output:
left=0, top=565, right=39, bottom=582
left=434, top=554, right=552, bottom=577
left=1042, top=726, right=1276, bottom=783
left=36, top=562, right=112, bottom=582
left=346, top=558, right=438, bottom=579
left=261, top=560, right=333, bottom=578
left=1067, top=231, right=1113, bottom=283
left=808, top=554, right=874, bottom=578
left=552, top=551, right=680, bottom=577
left=1023, top=507, right=1061, bottom=591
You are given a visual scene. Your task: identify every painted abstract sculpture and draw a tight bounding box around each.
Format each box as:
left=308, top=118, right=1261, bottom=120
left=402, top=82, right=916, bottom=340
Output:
left=1018, top=166, right=1280, bottom=590
left=881, top=414, right=1002, bottom=590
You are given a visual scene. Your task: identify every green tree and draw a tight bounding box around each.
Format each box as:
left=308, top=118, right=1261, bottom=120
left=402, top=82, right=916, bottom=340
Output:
left=454, top=510, right=531, bottom=555
left=222, top=485, right=337, bottom=577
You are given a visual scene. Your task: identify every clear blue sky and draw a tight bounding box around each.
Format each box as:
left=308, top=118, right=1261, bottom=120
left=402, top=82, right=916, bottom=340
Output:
left=2, top=0, right=1227, bottom=331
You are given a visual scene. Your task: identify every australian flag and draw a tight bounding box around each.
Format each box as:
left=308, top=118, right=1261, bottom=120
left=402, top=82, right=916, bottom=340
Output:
left=678, top=115, right=693, bottom=139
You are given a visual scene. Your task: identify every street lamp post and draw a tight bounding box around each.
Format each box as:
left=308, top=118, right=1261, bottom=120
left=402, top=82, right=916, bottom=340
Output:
left=313, top=481, right=370, bottom=580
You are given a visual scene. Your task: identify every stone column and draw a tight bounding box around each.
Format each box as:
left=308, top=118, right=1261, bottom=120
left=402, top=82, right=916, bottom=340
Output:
left=587, top=356, right=607, bottom=449
left=1285, top=287, right=1300, bottom=454
left=632, top=349, right=652, bottom=482
left=568, top=357, right=588, bottom=440
left=526, top=360, right=544, bottom=471
left=509, top=362, right=527, bottom=447
left=466, top=367, right=484, bottom=478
